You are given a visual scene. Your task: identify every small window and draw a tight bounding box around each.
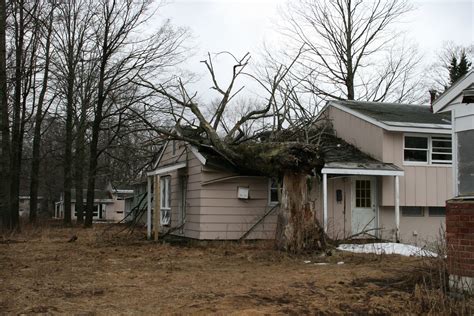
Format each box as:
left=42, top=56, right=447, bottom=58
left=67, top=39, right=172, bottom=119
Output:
left=402, top=206, right=424, bottom=217
left=431, top=136, right=452, bottom=164
left=404, top=136, right=428, bottom=163
left=355, top=180, right=371, bottom=208
left=160, top=176, right=171, bottom=226
left=269, top=178, right=280, bottom=205
left=428, top=207, right=445, bottom=217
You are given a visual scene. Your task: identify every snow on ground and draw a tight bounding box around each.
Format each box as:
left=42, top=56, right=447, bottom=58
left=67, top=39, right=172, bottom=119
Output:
left=337, top=243, right=438, bottom=257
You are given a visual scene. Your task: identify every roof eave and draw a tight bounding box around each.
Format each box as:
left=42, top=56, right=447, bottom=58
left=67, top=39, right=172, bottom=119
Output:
left=329, top=101, right=451, bottom=134
left=432, top=70, right=474, bottom=113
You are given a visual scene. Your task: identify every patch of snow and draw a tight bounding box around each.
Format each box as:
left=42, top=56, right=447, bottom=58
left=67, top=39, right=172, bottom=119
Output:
left=337, top=261, right=344, bottom=265
left=303, top=260, right=311, bottom=264
left=337, top=242, right=437, bottom=257
left=314, top=262, right=328, bottom=265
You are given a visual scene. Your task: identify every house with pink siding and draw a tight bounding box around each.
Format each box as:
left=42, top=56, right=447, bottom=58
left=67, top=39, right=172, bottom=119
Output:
left=146, top=140, right=278, bottom=240
left=146, top=100, right=452, bottom=245
left=320, top=100, right=452, bottom=244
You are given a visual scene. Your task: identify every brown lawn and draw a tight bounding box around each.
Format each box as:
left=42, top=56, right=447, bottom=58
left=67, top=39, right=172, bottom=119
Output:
left=0, top=222, right=471, bottom=315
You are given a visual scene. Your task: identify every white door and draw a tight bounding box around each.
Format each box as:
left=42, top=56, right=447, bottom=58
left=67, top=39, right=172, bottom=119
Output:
left=352, top=177, right=376, bottom=236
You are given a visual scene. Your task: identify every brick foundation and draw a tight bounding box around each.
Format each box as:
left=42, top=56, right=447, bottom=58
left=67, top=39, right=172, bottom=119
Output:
left=446, top=199, right=474, bottom=292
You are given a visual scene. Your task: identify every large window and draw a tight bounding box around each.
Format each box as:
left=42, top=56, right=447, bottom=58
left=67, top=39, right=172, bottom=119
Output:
left=404, top=135, right=451, bottom=165
left=160, top=176, right=171, bottom=226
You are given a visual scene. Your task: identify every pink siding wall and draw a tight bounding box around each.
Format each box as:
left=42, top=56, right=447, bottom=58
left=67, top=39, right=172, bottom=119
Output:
left=325, top=177, right=352, bottom=239
left=157, top=140, right=202, bottom=239
left=320, top=106, right=453, bottom=243
left=328, top=106, right=384, bottom=160
left=381, top=132, right=453, bottom=206
left=199, top=177, right=277, bottom=240
left=379, top=206, right=445, bottom=244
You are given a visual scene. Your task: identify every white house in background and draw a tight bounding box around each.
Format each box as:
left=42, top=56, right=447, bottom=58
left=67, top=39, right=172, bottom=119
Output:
left=432, top=70, right=474, bottom=197
left=55, top=185, right=133, bottom=222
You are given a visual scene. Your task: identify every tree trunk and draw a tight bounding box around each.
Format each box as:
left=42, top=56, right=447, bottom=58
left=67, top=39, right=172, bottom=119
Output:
left=9, top=0, right=25, bottom=230
left=29, top=9, right=53, bottom=223
left=74, top=122, right=85, bottom=224
left=275, top=172, right=326, bottom=253
left=63, top=43, right=76, bottom=226
left=84, top=56, right=107, bottom=228
left=0, top=0, right=11, bottom=229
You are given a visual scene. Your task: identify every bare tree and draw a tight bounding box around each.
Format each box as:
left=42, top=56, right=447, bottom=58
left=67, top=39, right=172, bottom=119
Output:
left=278, top=0, right=422, bottom=102
left=83, top=0, right=188, bottom=227
left=0, top=0, right=10, bottom=229
left=29, top=2, right=55, bottom=223
left=51, top=0, right=95, bottom=225
left=8, top=0, right=45, bottom=228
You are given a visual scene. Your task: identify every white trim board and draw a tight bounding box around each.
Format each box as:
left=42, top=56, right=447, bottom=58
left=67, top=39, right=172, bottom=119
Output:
left=330, top=102, right=451, bottom=134
left=147, top=162, right=187, bottom=176
left=189, top=145, right=207, bottom=165
left=321, top=167, right=404, bottom=177
left=153, top=140, right=169, bottom=169
left=432, top=71, right=474, bottom=113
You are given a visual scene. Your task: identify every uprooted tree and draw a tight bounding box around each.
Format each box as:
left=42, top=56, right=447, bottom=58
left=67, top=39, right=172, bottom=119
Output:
left=133, top=51, right=370, bottom=252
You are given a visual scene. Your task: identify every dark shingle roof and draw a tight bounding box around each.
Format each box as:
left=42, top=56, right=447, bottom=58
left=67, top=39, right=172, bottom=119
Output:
left=332, top=100, right=451, bottom=126
left=70, top=189, right=112, bottom=201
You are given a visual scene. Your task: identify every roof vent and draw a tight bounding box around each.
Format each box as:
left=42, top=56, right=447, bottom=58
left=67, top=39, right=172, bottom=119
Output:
left=462, top=88, right=474, bottom=103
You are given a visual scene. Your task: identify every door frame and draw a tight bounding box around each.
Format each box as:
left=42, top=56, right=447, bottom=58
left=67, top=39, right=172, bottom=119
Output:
left=351, top=176, right=378, bottom=237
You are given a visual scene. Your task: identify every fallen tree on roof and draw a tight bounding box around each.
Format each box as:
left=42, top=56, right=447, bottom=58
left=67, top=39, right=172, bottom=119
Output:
left=132, top=51, right=375, bottom=252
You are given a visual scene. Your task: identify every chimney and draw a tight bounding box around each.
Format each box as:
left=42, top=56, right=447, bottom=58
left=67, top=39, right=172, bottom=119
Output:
left=429, top=89, right=437, bottom=112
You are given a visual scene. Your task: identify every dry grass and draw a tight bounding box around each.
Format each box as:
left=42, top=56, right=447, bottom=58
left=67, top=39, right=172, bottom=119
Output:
left=0, top=222, right=472, bottom=315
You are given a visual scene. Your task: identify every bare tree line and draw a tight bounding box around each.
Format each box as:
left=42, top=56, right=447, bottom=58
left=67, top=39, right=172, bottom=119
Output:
left=0, top=0, right=188, bottom=230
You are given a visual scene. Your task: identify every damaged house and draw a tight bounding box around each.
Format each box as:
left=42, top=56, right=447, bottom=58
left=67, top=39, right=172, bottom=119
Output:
left=144, top=100, right=452, bottom=245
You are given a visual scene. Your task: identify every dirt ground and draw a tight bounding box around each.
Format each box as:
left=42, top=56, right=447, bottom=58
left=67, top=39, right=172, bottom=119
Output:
left=0, top=222, right=471, bottom=315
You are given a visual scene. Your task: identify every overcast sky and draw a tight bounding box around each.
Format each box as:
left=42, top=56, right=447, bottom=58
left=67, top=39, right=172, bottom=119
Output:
left=155, top=0, right=473, bottom=103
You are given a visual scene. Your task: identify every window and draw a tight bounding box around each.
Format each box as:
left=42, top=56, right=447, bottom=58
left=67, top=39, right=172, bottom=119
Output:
left=404, top=135, right=452, bottom=165
left=428, top=207, right=445, bottom=217
left=402, top=206, right=424, bottom=217
left=269, top=178, right=280, bottom=205
left=404, top=136, right=428, bottom=162
left=160, top=176, right=171, bottom=226
left=431, top=136, right=452, bottom=164
left=355, top=180, right=371, bottom=208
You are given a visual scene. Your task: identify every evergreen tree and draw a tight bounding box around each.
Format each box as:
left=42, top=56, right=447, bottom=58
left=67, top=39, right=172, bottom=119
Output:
left=449, top=50, right=472, bottom=85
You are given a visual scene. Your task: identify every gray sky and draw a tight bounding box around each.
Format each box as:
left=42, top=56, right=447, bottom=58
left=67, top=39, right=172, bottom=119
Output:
left=155, top=0, right=473, bottom=103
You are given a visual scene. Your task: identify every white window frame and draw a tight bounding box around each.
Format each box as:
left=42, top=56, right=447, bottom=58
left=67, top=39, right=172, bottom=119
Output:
left=268, top=178, right=280, bottom=206
left=430, top=135, right=452, bottom=164
left=160, top=176, right=171, bottom=226
left=403, top=134, right=452, bottom=166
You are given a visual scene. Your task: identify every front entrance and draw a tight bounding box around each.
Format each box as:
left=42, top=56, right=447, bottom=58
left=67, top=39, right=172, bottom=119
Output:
left=351, top=177, right=377, bottom=236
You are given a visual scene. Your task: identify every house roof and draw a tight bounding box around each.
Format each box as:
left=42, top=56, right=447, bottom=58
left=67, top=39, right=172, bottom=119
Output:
left=330, top=100, right=451, bottom=133
left=432, top=70, right=474, bottom=113
left=69, top=189, right=113, bottom=202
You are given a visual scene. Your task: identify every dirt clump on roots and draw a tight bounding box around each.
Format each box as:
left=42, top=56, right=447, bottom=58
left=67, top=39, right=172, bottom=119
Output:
left=0, top=223, right=472, bottom=314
